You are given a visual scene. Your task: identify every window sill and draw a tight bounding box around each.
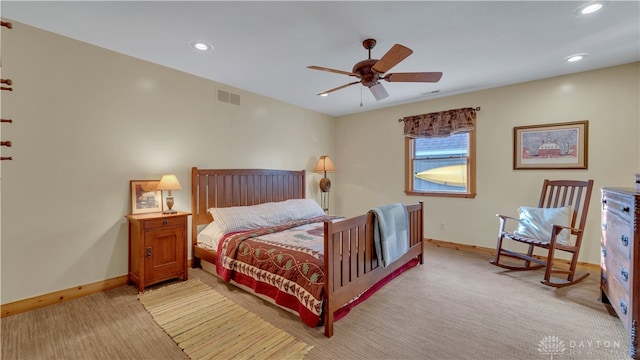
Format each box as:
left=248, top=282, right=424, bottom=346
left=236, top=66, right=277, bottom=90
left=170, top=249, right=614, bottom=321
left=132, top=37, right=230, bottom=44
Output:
left=405, top=191, right=477, bottom=199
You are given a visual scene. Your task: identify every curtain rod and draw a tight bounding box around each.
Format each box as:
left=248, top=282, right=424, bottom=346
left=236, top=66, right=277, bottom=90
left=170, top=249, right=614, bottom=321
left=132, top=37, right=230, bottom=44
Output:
left=398, top=106, right=481, bottom=122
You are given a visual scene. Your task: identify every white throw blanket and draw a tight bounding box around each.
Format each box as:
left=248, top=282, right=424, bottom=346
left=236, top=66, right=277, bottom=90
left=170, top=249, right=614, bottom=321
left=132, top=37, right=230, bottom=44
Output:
left=369, top=203, right=410, bottom=267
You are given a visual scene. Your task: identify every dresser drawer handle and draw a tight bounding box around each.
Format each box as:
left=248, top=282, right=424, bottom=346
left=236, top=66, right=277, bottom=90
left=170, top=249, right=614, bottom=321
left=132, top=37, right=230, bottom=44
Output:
left=602, top=198, right=607, bottom=205
left=601, top=272, right=607, bottom=284
left=621, top=268, right=629, bottom=282
left=163, top=220, right=169, bottom=225
left=622, top=206, right=630, bottom=213
left=621, top=235, right=629, bottom=247
left=602, top=223, right=607, bottom=231
left=620, top=301, right=627, bottom=315
left=601, top=246, right=607, bottom=257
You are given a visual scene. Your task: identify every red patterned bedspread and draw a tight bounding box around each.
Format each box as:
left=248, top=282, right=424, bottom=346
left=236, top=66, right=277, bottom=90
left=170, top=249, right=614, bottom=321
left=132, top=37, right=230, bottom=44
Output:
left=216, top=215, right=339, bottom=327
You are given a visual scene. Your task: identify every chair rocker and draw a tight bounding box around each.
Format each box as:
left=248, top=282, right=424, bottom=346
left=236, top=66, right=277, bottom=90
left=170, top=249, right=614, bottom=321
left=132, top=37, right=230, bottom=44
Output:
left=490, top=179, right=594, bottom=288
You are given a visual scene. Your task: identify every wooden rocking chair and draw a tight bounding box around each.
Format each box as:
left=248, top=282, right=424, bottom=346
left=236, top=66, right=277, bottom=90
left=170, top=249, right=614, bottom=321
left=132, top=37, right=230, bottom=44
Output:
left=490, top=179, right=594, bottom=287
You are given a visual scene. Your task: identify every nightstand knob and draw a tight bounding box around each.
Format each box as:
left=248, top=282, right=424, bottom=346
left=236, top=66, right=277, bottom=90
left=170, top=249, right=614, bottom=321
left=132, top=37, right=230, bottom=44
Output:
left=163, top=220, right=169, bottom=225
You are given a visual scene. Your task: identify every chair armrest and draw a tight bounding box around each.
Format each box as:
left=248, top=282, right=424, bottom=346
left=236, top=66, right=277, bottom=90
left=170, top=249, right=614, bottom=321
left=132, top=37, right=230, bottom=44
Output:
left=496, top=214, right=519, bottom=222
left=551, top=224, right=582, bottom=235
left=549, top=224, right=583, bottom=247
left=496, top=214, right=521, bottom=233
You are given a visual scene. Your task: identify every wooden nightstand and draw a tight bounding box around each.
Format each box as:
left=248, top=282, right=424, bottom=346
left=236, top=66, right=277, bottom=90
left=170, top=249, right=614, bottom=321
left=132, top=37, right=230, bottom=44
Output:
left=125, top=211, right=191, bottom=292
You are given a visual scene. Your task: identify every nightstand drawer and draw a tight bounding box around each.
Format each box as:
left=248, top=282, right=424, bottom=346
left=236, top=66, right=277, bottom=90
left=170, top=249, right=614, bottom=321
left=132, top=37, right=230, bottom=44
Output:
left=144, top=216, right=185, bottom=230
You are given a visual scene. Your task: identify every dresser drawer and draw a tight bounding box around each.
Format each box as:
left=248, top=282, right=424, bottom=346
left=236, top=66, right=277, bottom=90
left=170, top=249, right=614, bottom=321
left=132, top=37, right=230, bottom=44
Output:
left=603, top=191, right=636, bottom=219
left=602, top=270, right=632, bottom=332
left=602, top=211, right=633, bottom=260
left=601, top=243, right=631, bottom=293
left=144, top=216, right=186, bottom=230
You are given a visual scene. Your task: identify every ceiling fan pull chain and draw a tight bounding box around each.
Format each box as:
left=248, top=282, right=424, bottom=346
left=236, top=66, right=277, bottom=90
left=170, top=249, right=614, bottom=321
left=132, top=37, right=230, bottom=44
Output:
left=360, top=85, right=363, bottom=107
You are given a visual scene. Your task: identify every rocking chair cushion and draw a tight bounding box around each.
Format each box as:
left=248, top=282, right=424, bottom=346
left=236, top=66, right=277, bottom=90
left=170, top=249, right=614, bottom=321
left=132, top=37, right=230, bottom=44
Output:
left=514, top=206, right=571, bottom=245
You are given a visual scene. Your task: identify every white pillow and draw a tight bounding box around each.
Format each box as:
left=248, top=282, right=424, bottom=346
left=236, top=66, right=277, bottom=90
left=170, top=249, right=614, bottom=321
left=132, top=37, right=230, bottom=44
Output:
left=514, top=206, right=571, bottom=245
left=282, top=198, right=326, bottom=220
left=208, top=198, right=325, bottom=235
left=208, top=205, right=271, bottom=234
left=196, top=221, right=225, bottom=249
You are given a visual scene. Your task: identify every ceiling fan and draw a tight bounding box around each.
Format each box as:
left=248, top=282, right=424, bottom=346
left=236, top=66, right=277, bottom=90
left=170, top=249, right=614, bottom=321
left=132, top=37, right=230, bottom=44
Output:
left=308, top=38, right=443, bottom=101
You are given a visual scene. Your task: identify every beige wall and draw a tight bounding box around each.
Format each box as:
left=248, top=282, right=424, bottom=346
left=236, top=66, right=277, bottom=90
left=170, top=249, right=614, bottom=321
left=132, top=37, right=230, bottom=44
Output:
left=334, top=62, right=640, bottom=266
left=2, top=21, right=639, bottom=305
left=0, top=22, right=335, bottom=304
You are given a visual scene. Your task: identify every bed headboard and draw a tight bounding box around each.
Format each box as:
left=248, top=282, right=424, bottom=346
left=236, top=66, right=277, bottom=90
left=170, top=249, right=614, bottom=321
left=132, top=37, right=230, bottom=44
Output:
left=191, top=167, right=306, bottom=238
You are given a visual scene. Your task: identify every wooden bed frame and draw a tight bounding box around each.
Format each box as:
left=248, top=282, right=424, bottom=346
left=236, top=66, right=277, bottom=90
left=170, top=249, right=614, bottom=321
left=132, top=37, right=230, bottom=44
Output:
left=191, top=167, right=424, bottom=337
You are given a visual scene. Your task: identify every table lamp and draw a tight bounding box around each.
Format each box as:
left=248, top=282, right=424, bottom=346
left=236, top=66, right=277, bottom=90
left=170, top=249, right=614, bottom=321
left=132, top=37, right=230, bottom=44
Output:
left=157, top=174, right=182, bottom=214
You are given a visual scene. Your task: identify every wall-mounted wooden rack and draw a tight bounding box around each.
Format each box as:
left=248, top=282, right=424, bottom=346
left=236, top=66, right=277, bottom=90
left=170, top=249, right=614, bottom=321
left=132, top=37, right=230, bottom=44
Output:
left=1, top=79, right=12, bottom=91
left=2, top=22, right=14, bottom=161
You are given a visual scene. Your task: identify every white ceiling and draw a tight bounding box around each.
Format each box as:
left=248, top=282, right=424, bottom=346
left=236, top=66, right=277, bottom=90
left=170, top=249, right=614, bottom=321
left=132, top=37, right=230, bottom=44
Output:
left=2, top=1, right=639, bottom=117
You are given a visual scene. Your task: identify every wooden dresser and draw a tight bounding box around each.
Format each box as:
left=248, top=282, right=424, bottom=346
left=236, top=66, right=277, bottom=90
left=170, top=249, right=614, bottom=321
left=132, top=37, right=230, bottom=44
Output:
left=601, top=187, right=639, bottom=359
left=126, top=211, right=190, bottom=292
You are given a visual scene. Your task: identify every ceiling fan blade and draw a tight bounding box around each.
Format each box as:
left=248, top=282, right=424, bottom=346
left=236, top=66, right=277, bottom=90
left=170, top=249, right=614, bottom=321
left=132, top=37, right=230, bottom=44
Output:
left=369, top=82, right=389, bottom=101
left=384, top=72, right=443, bottom=83
left=371, top=44, right=413, bottom=74
left=307, top=66, right=356, bottom=77
left=316, top=81, right=360, bottom=96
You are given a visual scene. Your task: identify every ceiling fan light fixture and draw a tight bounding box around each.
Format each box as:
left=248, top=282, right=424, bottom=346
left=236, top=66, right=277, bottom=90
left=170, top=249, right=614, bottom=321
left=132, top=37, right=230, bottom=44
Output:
left=319, top=93, right=329, bottom=97
left=369, top=82, right=389, bottom=100
left=564, top=53, right=589, bottom=62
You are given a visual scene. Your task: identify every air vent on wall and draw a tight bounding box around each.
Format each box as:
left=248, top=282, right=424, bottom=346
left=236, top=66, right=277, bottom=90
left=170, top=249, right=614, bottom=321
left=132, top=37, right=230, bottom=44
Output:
left=217, top=89, right=241, bottom=106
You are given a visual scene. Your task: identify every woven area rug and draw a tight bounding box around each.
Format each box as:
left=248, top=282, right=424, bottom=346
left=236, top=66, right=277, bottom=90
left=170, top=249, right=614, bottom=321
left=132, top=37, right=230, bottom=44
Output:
left=138, top=279, right=313, bottom=360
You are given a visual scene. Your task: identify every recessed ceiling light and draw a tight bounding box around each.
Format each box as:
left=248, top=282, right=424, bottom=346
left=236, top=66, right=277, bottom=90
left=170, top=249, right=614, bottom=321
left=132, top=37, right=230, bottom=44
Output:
left=190, top=41, right=213, bottom=52
left=564, top=53, right=589, bottom=62
left=573, top=1, right=605, bottom=16
left=581, top=3, right=603, bottom=14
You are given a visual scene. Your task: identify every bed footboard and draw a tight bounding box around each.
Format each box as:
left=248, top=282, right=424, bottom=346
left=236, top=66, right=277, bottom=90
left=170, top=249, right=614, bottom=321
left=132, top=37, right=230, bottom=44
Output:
left=322, top=202, right=424, bottom=337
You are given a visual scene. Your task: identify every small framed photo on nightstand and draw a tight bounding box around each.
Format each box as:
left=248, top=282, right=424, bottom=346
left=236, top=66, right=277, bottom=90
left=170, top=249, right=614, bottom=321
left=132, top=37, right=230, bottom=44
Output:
left=130, top=180, right=163, bottom=214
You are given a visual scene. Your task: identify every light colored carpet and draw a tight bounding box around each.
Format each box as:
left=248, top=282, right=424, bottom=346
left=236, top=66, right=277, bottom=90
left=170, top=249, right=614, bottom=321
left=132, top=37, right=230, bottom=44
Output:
left=138, top=279, right=313, bottom=360
left=1, top=245, right=631, bottom=360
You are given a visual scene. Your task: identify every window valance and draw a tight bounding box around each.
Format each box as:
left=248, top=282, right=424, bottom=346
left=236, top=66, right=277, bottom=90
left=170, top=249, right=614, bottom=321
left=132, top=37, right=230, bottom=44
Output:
left=402, top=107, right=477, bottom=138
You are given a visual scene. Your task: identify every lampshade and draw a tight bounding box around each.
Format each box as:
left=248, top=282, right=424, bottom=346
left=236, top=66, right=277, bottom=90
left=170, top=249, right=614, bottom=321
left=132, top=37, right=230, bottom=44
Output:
left=314, top=156, right=336, bottom=173
left=157, top=174, right=182, bottom=191
left=157, top=174, right=181, bottom=214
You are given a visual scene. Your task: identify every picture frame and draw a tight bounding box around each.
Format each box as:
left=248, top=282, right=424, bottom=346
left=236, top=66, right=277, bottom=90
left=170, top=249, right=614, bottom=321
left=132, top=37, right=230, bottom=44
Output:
left=513, top=120, right=588, bottom=170
left=130, top=180, right=163, bottom=214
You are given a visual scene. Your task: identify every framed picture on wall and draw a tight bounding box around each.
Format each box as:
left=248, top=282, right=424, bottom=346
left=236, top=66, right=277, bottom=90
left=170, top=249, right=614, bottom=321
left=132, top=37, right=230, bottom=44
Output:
left=513, top=120, right=588, bottom=170
left=130, top=180, right=163, bottom=214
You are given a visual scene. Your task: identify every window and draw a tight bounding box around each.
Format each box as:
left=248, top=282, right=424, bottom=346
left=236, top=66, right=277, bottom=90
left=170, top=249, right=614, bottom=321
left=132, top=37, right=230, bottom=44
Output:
left=405, top=130, right=476, bottom=198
